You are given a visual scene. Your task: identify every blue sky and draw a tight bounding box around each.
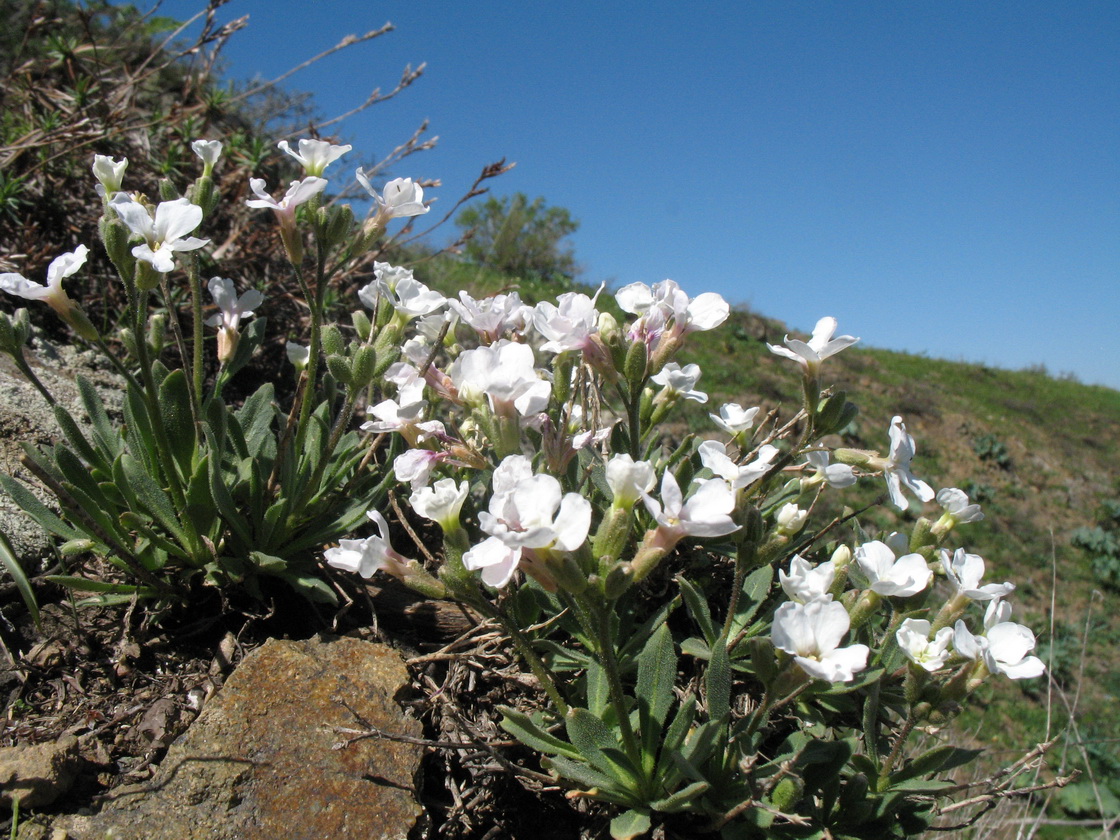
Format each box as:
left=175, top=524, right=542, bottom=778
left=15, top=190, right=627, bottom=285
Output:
left=141, top=1, right=1119, bottom=388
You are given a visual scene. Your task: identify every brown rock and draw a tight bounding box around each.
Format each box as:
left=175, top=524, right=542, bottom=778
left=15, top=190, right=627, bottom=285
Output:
left=60, top=636, right=423, bottom=840
left=0, top=735, right=81, bottom=808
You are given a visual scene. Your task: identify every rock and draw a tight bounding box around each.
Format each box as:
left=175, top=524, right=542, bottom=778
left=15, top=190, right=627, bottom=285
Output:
left=0, top=734, right=81, bottom=808
left=59, top=636, right=423, bottom=840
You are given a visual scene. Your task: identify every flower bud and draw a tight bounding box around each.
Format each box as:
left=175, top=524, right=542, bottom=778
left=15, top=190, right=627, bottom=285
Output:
left=623, top=338, right=648, bottom=394
left=326, top=354, right=353, bottom=385
left=603, top=561, right=634, bottom=600
left=191, top=175, right=218, bottom=217
left=100, top=216, right=133, bottom=273
left=815, top=391, right=851, bottom=434
left=321, top=324, right=346, bottom=356
left=147, top=312, right=167, bottom=355
left=322, top=204, right=355, bottom=252
left=158, top=178, right=180, bottom=202
left=64, top=304, right=100, bottom=342
left=909, top=517, right=935, bottom=551
left=118, top=327, right=139, bottom=359
left=768, top=776, right=804, bottom=812
left=832, top=448, right=877, bottom=468
left=551, top=553, right=589, bottom=595
left=350, top=344, right=377, bottom=387
left=351, top=309, right=373, bottom=342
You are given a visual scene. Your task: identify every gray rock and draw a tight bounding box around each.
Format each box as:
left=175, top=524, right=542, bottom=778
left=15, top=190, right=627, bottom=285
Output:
left=0, top=734, right=81, bottom=809
left=59, top=636, right=424, bottom=840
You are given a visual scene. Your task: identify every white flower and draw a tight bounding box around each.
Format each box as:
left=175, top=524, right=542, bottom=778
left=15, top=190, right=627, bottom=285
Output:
left=463, top=535, right=523, bottom=588
left=804, top=450, right=857, bottom=489
left=449, top=291, right=532, bottom=343
left=278, top=138, right=351, bottom=176
left=953, top=605, right=1045, bottom=680
left=615, top=279, right=728, bottom=334
left=605, top=454, right=656, bottom=508
left=642, top=473, right=739, bottom=539
left=779, top=554, right=836, bottom=604
left=651, top=362, right=707, bottom=403
left=697, top=440, right=779, bottom=490
left=450, top=340, right=551, bottom=416
left=286, top=341, right=310, bottom=370
left=710, top=403, right=759, bottom=436
left=246, top=176, right=327, bottom=216
left=852, top=540, right=932, bottom=597
left=92, top=154, right=127, bottom=196
left=205, top=277, right=263, bottom=363
left=410, top=478, right=469, bottom=531
left=205, top=277, right=263, bottom=332
left=110, top=195, right=209, bottom=273
left=324, top=510, right=407, bottom=578
left=880, top=416, right=935, bottom=511
left=480, top=471, right=591, bottom=553
left=356, top=171, right=430, bottom=220
left=772, top=600, right=869, bottom=682
left=532, top=291, right=601, bottom=354
left=936, top=487, right=984, bottom=524
left=191, top=139, right=223, bottom=168
left=775, top=503, right=808, bottom=535
left=940, top=547, right=1015, bottom=601
left=897, top=618, right=954, bottom=672
left=768, top=316, right=858, bottom=375
left=374, top=276, right=447, bottom=321
left=394, top=448, right=447, bottom=489
left=0, top=245, right=88, bottom=312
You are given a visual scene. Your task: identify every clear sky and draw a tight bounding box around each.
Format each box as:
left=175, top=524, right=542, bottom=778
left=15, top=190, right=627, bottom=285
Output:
left=140, top=1, right=1119, bottom=389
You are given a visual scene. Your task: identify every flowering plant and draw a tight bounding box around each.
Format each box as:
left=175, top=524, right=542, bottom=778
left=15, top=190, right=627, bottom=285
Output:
left=0, top=141, right=429, bottom=606
left=315, top=268, right=1049, bottom=834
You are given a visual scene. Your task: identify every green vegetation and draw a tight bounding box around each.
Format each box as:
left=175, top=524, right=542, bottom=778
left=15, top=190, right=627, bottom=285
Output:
left=455, top=192, right=581, bottom=283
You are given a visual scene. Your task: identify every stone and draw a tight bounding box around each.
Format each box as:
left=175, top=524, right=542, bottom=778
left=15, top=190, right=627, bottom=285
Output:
left=59, top=636, right=423, bottom=840
left=0, top=734, right=81, bottom=809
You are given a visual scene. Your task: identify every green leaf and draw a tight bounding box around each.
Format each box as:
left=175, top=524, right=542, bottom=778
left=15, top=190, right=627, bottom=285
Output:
left=44, top=575, right=159, bottom=596
left=889, top=745, right=982, bottom=785
left=610, top=809, right=651, bottom=840
left=728, top=564, right=773, bottom=638
left=158, top=369, right=196, bottom=478
left=705, top=638, right=731, bottom=723
left=0, top=474, right=85, bottom=543
left=677, top=575, right=716, bottom=645
left=566, top=707, right=641, bottom=786
left=680, top=636, right=711, bottom=660
left=649, top=780, right=710, bottom=813
left=0, top=527, right=38, bottom=628
left=119, top=454, right=191, bottom=552
left=77, top=375, right=122, bottom=461
left=499, top=707, right=580, bottom=760
left=541, top=755, right=624, bottom=801
left=636, top=622, right=677, bottom=748
left=203, top=427, right=253, bottom=548
left=123, top=383, right=159, bottom=474
left=657, top=693, right=697, bottom=776
left=586, top=659, right=610, bottom=718
left=52, top=404, right=108, bottom=472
